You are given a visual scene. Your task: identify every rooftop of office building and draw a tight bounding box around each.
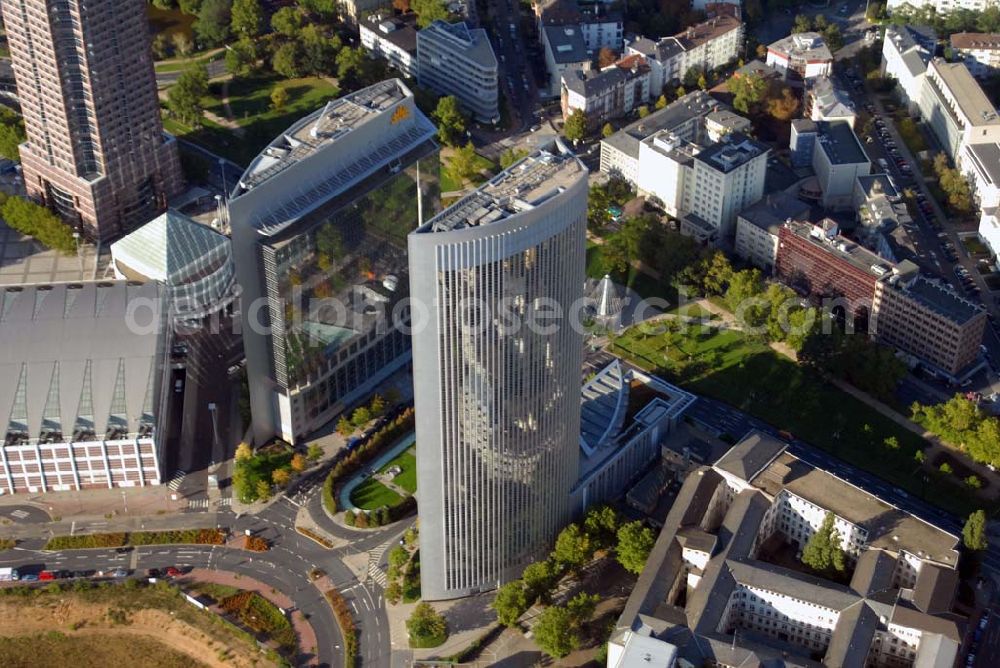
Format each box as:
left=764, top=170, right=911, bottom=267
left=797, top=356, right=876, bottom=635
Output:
left=418, top=20, right=497, bottom=69
left=964, top=142, right=1000, bottom=187
left=694, top=133, right=769, bottom=173
left=601, top=90, right=719, bottom=158
left=816, top=120, right=868, bottom=165
left=418, top=140, right=584, bottom=234
left=885, top=23, right=937, bottom=54
left=784, top=219, right=892, bottom=276
left=110, top=210, right=230, bottom=284
left=768, top=32, right=833, bottom=61
left=362, top=13, right=418, bottom=53
left=235, top=79, right=413, bottom=194
left=738, top=192, right=811, bottom=235
left=928, top=58, right=1000, bottom=126
left=231, top=79, right=437, bottom=238
left=892, top=274, right=984, bottom=326
left=543, top=24, right=589, bottom=64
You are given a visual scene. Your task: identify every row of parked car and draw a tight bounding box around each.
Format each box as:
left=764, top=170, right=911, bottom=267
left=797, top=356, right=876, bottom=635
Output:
left=0, top=565, right=183, bottom=583
left=966, top=611, right=992, bottom=666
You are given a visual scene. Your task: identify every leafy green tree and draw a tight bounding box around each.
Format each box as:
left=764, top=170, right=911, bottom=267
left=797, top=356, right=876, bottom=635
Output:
left=336, top=415, right=353, bottom=436
left=563, top=109, right=588, bottom=143
left=0, top=108, right=26, bottom=162
left=566, top=592, right=599, bottom=623
left=792, top=14, right=812, bottom=33
left=270, top=86, right=289, bottom=110
left=225, top=37, right=258, bottom=76
left=271, top=467, right=291, bottom=487
left=492, top=581, right=529, bottom=626
left=179, top=0, right=203, bottom=14
left=883, top=436, right=900, bottom=451
left=915, top=449, right=926, bottom=464
left=533, top=607, right=579, bottom=658
left=499, top=147, right=528, bottom=169
left=728, top=72, right=769, bottom=115
left=616, top=521, right=655, bottom=574
left=522, top=560, right=556, bottom=601
left=583, top=505, right=619, bottom=548
left=255, top=479, right=271, bottom=500
left=230, top=0, right=262, bottom=36
left=450, top=143, right=481, bottom=181
left=601, top=122, right=615, bottom=138
left=272, top=41, right=303, bottom=79
left=307, top=443, right=323, bottom=461
left=271, top=6, right=303, bottom=37
left=370, top=394, right=386, bottom=416
left=1, top=196, right=76, bottom=252
left=724, top=268, right=764, bottom=315
left=433, top=96, right=467, bottom=146
left=385, top=580, right=402, bottom=604
left=194, top=0, right=232, bottom=47
left=167, top=64, right=209, bottom=126
left=939, top=462, right=953, bottom=475
left=300, top=25, right=341, bottom=75
left=552, top=523, right=592, bottom=572
left=336, top=46, right=371, bottom=91
left=655, top=94, right=667, bottom=109
left=966, top=475, right=982, bottom=489
left=407, top=602, right=447, bottom=641
left=801, top=512, right=847, bottom=576
left=388, top=545, right=410, bottom=570
left=963, top=510, right=988, bottom=550
left=351, top=406, right=371, bottom=426
left=412, top=0, right=450, bottom=27
left=697, top=73, right=708, bottom=91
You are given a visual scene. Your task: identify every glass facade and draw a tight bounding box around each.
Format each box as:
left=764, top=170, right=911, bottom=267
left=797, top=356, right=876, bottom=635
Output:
left=260, top=150, right=440, bottom=422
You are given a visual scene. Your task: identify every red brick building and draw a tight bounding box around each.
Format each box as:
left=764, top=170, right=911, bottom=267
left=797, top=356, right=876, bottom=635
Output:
left=775, top=220, right=884, bottom=327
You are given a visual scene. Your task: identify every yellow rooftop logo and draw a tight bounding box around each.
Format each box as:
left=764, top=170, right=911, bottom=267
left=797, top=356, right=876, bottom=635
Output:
left=390, top=105, right=410, bottom=124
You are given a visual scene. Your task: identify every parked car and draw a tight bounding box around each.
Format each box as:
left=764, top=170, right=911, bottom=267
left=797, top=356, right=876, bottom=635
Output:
left=20, top=573, right=38, bottom=582
left=38, top=570, right=56, bottom=581
left=110, top=568, right=129, bottom=578
left=146, top=568, right=161, bottom=578
left=0, top=567, right=19, bottom=582
left=165, top=567, right=182, bottom=578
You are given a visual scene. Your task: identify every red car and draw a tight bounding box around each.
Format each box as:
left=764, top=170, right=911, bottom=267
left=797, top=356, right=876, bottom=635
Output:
left=38, top=570, right=56, bottom=581
left=164, top=567, right=181, bottom=578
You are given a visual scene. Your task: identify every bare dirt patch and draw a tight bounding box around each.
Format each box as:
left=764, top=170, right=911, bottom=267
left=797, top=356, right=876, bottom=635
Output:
left=0, top=586, right=276, bottom=668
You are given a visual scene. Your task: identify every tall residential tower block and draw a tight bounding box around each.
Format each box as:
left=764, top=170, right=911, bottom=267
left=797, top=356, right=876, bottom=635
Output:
left=2, top=0, right=182, bottom=240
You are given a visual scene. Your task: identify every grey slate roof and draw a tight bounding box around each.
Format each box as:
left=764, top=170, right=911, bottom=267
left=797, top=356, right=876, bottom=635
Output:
left=903, top=274, right=984, bottom=326
left=727, top=559, right=861, bottom=611
left=849, top=549, right=897, bottom=597
left=563, top=66, right=627, bottom=97
left=825, top=601, right=880, bottom=668
left=965, top=142, right=1000, bottom=187
left=816, top=120, right=868, bottom=166
left=912, top=563, right=959, bottom=614
left=715, top=430, right=788, bottom=482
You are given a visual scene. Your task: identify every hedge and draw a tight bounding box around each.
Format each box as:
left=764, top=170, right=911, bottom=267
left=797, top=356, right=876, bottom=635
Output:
left=44, top=533, right=127, bottom=550
left=325, top=588, right=358, bottom=668
left=221, top=591, right=296, bottom=653
left=322, top=408, right=415, bottom=518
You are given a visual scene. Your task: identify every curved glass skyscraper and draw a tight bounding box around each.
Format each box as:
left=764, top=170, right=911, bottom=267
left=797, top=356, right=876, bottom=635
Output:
left=408, top=141, right=588, bottom=599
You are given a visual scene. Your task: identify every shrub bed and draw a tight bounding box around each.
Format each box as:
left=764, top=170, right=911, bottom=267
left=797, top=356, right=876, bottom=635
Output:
left=296, top=526, right=334, bottom=549
left=220, top=591, right=296, bottom=653
left=43, top=529, right=225, bottom=550
left=325, top=588, right=358, bottom=668
left=243, top=535, right=270, bottom=552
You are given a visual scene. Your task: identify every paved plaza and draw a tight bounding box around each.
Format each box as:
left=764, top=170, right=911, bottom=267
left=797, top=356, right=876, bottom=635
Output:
left=0, top=218, right=108, bottom=286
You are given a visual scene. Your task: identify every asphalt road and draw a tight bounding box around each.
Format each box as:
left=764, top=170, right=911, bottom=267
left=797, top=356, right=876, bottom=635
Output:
left=485, top=0, right=538, bottom=132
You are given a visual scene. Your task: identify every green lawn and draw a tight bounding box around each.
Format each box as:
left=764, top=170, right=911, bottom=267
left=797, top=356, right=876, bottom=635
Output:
left=164, top=74, right=339, bottom=167
left=612, top=323, right=985, bottom=517
left=378, top=448, right=417, bottom=494
left=350, top=477, right=404, bottom=510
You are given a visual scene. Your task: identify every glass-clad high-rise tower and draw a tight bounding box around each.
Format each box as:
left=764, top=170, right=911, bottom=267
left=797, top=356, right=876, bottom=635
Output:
left=229, top=80, right=440, bottom=444
left=408, top=141, right=588, bottom=599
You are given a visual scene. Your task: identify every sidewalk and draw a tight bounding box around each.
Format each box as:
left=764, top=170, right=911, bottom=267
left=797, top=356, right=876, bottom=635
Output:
left=0, top=484, right=189, bottom=520
left=186, top=567, right=320, bottom=666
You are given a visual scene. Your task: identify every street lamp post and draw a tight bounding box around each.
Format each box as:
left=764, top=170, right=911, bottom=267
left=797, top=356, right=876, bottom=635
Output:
left=72, top=231, right=83, bottom=274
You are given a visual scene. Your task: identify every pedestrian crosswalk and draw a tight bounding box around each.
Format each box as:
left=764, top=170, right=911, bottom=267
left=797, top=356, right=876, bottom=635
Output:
left=167, top=470, right=187, bottom=491
left=187, top=497, right=232, bottom=510
left=366, top=538, right=393, bottom=588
